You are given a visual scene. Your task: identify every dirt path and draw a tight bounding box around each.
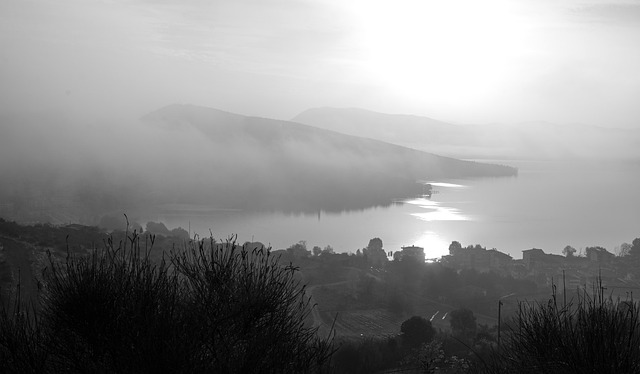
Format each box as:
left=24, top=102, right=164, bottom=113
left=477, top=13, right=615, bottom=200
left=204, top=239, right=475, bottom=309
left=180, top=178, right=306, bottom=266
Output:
left=307, top=280, right=351, bottom=337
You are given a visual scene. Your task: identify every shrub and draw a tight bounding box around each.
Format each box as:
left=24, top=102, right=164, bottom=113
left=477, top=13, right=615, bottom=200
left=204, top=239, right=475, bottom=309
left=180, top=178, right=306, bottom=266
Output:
left=171, top=236, right=334, bottom=373
left=400, top=316, right=436, bottom=349
left=481, top=279, right=640, bottom=373
left=401, top=339, right=446, bottom=374
left=449, top=307, right=477, bottom=340
left=41, top=233, right=200, bottom=373
left=1, top=231, right=334, bottom=373
left=0, top=298, right=48, bottom=373
left=331, top=336, right=402, bottom=374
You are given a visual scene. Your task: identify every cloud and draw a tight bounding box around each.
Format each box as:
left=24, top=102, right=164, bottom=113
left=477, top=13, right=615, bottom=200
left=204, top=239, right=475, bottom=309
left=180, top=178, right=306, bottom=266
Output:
left=570, top=2, right=640, bottom=25
left=126, top=0, right=357, bottom=79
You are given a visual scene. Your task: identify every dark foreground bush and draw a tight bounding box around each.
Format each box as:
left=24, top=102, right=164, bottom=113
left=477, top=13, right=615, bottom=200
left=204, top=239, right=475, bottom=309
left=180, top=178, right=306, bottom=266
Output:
left=480, top=280, right=640, bottom=374
left=171, top=238, right=334, bottom=372
left=0, top=302, right=48, bottom=373
left=0, top=231, right=333, bottom=373
left=331, top=336, right=403, bottom=374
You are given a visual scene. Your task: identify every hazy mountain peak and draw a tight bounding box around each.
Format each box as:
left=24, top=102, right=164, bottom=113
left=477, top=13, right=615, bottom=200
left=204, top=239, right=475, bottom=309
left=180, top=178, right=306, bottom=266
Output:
left=295, top=106, right=447, bottom=122
left=292, top=106, right=467, bottom=157
left=292, top=106, right=640, bottom=161
left=293, top=107, right=456, bottom=130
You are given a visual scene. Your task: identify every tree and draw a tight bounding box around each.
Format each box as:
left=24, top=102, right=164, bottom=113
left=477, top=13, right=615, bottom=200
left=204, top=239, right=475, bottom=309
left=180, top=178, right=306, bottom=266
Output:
left=630, top=238, right=640, bottom=257
left=400, top=316, right=436, bottom=349
left=449, top=241, right=462, bottom=255
left=286, top=240, right=310, bottom=258
left=365, top=237, right=387, bottom=267
left=449, top=308, right=477, bottom=338
left=618, top=242, right=632, bottom=257
left=321, top=245, right=334, bottom=255
left=312, top=246, right=322, bottom=256
left=562, top=245, right=576, bottom=257
left=367, top=238, right=383, bottom=252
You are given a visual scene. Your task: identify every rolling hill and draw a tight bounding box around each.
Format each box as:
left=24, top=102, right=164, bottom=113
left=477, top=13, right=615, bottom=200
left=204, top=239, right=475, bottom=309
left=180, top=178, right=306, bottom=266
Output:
left=0, top=104, right=516, bottom=225
left=140, top=104, right=517, bottom=212
left=293, top=107, right=640, bottom=160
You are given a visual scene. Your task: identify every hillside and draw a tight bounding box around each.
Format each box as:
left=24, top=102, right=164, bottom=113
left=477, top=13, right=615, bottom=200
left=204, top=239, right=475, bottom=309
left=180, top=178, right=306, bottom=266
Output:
left=0, top=105, right=516, bottom=225
left=292, top=107, right=464, bottom=152
left=293, top=107, right=640, bottom=160
left=139, top=104, right=517, bottom=212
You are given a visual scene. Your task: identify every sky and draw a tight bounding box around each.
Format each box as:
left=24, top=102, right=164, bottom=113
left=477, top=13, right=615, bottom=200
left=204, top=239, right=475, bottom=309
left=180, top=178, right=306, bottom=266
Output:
left=1, top=0, right=639, bottom=127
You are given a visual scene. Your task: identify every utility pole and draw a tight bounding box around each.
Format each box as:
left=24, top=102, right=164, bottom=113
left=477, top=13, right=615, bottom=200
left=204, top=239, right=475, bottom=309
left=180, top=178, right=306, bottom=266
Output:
left=497, top=300, right=502, bottom=347
left=563, top=270, right=566, bottom=308
left=497, top=293, right=516, bottom=348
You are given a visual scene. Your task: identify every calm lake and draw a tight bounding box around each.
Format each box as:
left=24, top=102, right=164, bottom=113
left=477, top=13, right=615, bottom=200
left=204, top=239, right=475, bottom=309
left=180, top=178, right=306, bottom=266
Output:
left=150, top=160, right=640, bottom=260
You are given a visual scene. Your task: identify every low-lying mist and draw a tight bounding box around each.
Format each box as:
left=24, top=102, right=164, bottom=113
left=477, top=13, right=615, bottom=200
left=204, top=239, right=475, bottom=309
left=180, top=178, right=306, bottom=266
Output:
left=0, top=104, right=516, bottom=226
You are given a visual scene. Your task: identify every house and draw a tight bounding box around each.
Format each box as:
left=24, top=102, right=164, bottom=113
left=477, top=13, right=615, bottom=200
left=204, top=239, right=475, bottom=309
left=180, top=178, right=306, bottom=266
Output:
left=586, top=246, right=615, bottom=264
left=522, top=248, right=545, bottom=270
left=443, top=246, right=512, bottom=272
left=522, top=248, right=566, bottom=271
left=394, top=245, right=425, bottom=263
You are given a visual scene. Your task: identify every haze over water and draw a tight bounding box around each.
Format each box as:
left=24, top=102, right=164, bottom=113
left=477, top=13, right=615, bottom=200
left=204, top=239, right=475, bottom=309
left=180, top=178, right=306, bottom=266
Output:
left=152, top=159, right=638, bottom=260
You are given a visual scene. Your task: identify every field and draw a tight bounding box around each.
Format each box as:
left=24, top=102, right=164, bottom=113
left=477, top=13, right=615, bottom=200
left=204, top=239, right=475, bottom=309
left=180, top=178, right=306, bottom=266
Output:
left=318, top=308, right=404, bottom=338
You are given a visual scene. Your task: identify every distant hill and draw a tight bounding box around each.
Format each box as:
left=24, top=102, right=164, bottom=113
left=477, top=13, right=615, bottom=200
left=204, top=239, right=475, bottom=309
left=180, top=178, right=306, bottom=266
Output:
left=140, top=104, right=516, bottom=212
left=293, top=107, right=640, bottom=160
left=292, top=107, right=463, bottom=151
left=0, top=105, right=516, bottom=224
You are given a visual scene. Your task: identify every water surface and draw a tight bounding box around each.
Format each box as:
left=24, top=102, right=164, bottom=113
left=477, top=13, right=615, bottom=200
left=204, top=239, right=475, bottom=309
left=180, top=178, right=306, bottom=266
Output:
left=149, top=160, right=640, bottom=260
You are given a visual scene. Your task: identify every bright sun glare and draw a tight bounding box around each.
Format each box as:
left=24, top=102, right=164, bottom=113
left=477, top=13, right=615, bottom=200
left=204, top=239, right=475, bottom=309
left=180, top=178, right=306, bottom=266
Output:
left=413, top=231, right=451, bottom=260
left=349, top=0, right=526, bottom=107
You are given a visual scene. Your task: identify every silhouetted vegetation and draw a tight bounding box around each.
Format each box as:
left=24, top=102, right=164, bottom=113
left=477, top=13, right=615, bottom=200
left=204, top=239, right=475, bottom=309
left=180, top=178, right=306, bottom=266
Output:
left=449, top=308, right=477, bottom=340
left=330, top=315, right=489, bottom=373
left=400, top=316, right=436, bottom=349
left=5, top=219, right=639, bottom=372
left=0, top=229, right=334, bottom=373
left=331, top=336, right=403, bottom=374
left=479, top=280, right=640, bottom=373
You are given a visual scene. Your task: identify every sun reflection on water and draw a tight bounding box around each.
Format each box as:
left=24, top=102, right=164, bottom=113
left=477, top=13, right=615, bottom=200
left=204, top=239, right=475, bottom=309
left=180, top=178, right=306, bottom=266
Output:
left=425, top=182, right=467, bottom=188
left=404, top=181, right=470, bottom=259
left=405, top=197, right=468, bottom=222
left=412, top=231, right=451, bottom=260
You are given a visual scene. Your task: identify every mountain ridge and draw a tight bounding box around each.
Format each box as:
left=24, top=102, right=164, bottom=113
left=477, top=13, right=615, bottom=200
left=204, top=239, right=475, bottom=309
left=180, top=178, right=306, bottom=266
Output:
left=138, top=103, right=517, bottom=212
left=292, top=107, right=640, bottom=160
left=143, top=103, right=517, bottom=175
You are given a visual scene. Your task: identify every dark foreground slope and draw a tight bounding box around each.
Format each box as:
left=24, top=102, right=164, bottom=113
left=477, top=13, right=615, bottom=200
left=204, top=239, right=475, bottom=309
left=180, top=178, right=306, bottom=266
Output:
left=0, top=224, right=333, bottom=373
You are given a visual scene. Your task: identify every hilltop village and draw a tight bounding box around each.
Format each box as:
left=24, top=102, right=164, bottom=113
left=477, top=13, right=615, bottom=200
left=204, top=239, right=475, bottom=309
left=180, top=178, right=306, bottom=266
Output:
left=279, top=239, right=640, bottom=301
left=3, top=215, right=637, bottom=305
left=441, top=242, right=640, bottom=297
